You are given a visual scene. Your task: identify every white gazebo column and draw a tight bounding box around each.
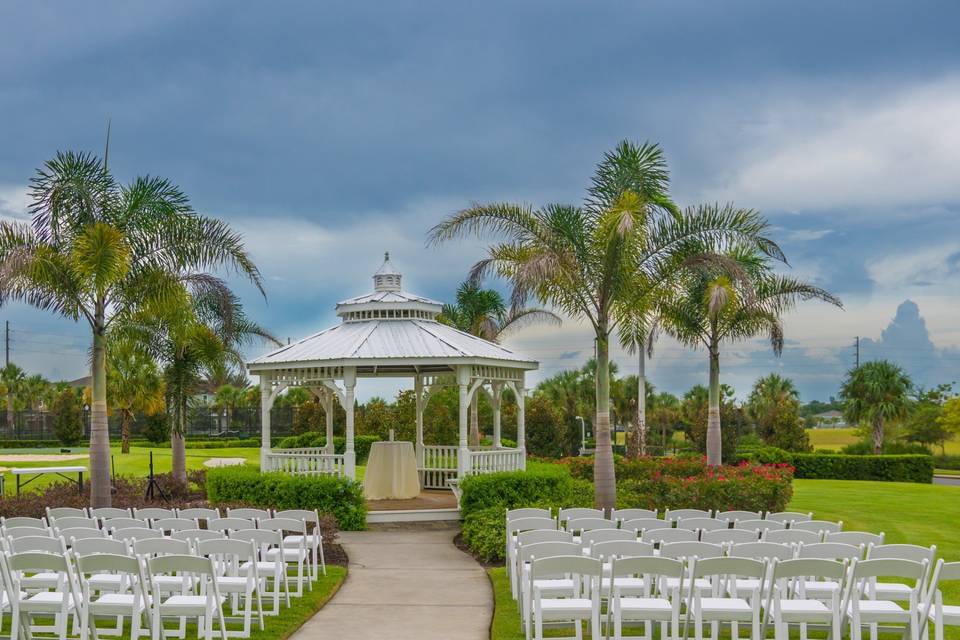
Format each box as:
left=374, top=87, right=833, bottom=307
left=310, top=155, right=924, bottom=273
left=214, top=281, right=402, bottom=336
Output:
left=414, top=375, right=425, bottom=468
left=343, top=367, right=357, bottom=479
left=260, top=376, right=272, bottom=469
left=457, top=366, right=471, bottom=478
left=324, top=387, right=335, bottom=455
left=516, top=374, right=527, bottom=469
left=491, top=383, right=503, bottom=448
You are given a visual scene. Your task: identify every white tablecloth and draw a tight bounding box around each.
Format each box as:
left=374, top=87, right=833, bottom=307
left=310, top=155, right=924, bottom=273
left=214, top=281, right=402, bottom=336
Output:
left=363, top=441, right=420, bottom=500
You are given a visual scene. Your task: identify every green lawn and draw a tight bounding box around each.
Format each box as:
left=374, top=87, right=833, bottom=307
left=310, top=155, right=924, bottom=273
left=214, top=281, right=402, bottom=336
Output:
left=489, top=478, right=960, bottom=640
left=807, top=428, right=960, bottom=455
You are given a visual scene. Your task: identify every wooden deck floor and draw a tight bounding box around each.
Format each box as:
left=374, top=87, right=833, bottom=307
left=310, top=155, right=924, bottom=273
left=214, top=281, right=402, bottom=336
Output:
left=365, top=489, right=458, bottom=511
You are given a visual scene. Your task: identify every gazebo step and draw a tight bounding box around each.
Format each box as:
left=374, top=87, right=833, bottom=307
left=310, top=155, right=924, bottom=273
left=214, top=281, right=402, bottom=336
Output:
left=366, top=508, right=461, bottom=524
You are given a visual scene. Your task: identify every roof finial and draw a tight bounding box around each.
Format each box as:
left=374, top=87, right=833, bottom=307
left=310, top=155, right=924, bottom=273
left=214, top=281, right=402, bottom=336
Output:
left=385, top=251, right=390, bottom=261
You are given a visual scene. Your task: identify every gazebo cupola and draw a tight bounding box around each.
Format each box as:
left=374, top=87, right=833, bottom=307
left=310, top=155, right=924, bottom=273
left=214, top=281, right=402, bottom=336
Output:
left=248, top=253, right=538, bottom=486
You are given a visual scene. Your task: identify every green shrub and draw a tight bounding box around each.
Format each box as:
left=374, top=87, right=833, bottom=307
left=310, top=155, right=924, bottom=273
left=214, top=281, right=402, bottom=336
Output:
left=459, top=463, right=580, bottom=518
left=934, top=455, right=960, bottom=470
left=275, top=434, right=379, bottom=463
left=51, top=389, right=83, bottom=446
left=840, top=440, right=930, bottom=455
left=142, top=413, right=170, bottom=444
left=461, top=507, right=507, bottom=563
left=791, top=453, right=933, bottom=483
left=206, top=466, right=367, bottom=530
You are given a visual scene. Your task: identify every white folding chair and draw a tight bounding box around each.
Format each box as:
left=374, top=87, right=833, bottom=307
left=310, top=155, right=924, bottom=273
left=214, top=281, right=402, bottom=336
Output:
left=580, top=529, right=636, bottom=551
left=728, top=542, right=796, bottom=601
left=620, top=518, right=666, bottom=534
left=112, top=527, right=163, bottom=542
left=558, top=508, right=604, bottom=528
left=72, top=537, right=133, bottom=599
left=46, top=507, right=89, bottom=521
left=3, top=551, right=81, bottom=640
left=717, top=510, right=764, bottom=524
left=176, top=508, right=221, bottom=525
left=147, top=554, right=228, bottom=640
left=529, top=556, right=602, bottom=640
left=274, top=509, right=326, bottom=580
left=608, top=556, right=684, bottom=640
left=89, top=507, right=133, bottom=521
left=763, top=558, right=846, bottom=640
left=865, top=544, right=937, bottom=603
left=766, top=511, right=813, bottom=526
left=701, top=529, right=758, bottom=545
left=687, top=557, right=766, bottom=640
left=230, top=529, right=290, bottom=616
left=642, top=528, right=698, bottom=545
left=763, top=530, right=822, bottom=546
left=2, top=516, right=48, bottom=529
left=507, top=517, right=559, bottom=583
left=209, top=518, right=258, bottom=535
left=518, top=541, right=582, bottom=634
left=795, top=542, right=861, bottom=602
left=678, top=518, right=728, bottom=534
left=658, top=542, right=723, bottom=597
left=259, top=518, right=309, bottom=596
left=197, top=538, right=265, bottom=638
left=152, top=518, right=202, bottom=535
left=52, top=517, right=100, bottom=532
left=172, top=530, right=227, bottom=547
left=133, top=507, right=176, bottom=522
left=75, top=552, right=148, bottom=640
left=104, top=517, right=148, bottom=532
left=6, top=537, right=65, bottom=590
left=512, top=530, right=574, bottom=600
left=508, top=507, right=553, bottom=521
left=5, top=526, right=53, bottom=542
left=565, top=517, right=616, bottom=535
left=611, top=508, right=658, bottom=523
left=226, top=508, right=273, bottom=521
left=735, top=519, right=784, bottom=533
left=664, top=509, right=712, bottom=523
left=791, top=520, right=843, bottom=535
left=59, top=527, right=108, bottom=544
left=921, top=560, right=960, bottom=640
left=844, top=558, right=927, bottom=640
left=826, top=531, right=884, bottom=549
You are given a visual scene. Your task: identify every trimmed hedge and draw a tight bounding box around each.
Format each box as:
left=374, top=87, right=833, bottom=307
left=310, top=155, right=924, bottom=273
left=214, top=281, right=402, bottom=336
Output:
left=738, top=448, right=934, bottom=483
left=459, top=463, right=589, bottom=518
left=206, top=466, right=366, bottom=530
left=276, top=433, right=379, bottom=463
left=933, top=455, right=960, bottom=471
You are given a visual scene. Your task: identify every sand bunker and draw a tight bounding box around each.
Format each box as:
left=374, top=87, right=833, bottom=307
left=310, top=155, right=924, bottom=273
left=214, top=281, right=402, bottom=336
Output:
left=202, top=457, right=246, bottom=468
left=0, top=454, right=87, bottom=463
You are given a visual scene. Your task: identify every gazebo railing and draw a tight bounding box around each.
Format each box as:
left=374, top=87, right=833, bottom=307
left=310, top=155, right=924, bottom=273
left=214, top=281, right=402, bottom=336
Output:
left=264, top=448, right=345, bottom=477
left=420, top=445, right=458, bottom=490
left=468, top=448, right=525, bottom=474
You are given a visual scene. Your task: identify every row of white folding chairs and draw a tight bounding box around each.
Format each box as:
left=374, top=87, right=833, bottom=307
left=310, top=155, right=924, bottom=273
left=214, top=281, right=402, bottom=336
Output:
left=0, top=542, right=275, bottom=640
left=510, top=507, right=816, bottom=526
left=524, top=551, right=959, bottom=640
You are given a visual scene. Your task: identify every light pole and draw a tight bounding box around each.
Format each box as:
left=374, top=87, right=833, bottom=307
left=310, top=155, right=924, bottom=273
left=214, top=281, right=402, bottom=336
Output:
left=576, top=416, right=586, bottom=454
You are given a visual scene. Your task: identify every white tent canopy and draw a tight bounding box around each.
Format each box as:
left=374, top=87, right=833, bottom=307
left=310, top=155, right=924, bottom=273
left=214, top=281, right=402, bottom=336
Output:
left=247, top=253, right=537, bottom=485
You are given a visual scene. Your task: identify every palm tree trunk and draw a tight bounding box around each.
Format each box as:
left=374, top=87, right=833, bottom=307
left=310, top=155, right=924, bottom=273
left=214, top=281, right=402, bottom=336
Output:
left=872, top=415, right=883, bottom=454
left=171, top=389, right=187, bottom=485
left=121, top=410, right=131, bottom=454
left=89, top=325, right=112, bottom=507
left=594, top=334, right=616, bottom=512
left=469, top=395, right=480, bottom=447
left=637, top=348, right=647, bottom=457
left=706, top=346, right=722, bottom=466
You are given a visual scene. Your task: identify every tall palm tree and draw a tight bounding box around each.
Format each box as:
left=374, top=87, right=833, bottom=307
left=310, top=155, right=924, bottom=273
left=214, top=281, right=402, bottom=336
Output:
left=840, top=360, right=912, bottom=454
left=0, top=363, right=25, bottom=435
left=107, top=339, right=165, bottom=454
left=660, top=249, right=841, bottom=465
left=429, top=140, right=781, bottom=509
left=0, top=151, right=263, bottom=506
left=440, top=280, right=560, bottom=446
left=214, top=383, right=250, bottom=433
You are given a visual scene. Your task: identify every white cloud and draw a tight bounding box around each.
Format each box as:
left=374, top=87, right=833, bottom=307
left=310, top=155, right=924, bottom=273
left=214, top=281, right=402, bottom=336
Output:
left=706, top=77, right=960, bottom=210
left=866, top=242, right=960, bottom=289
left=0, top=184, right=29, bottom=222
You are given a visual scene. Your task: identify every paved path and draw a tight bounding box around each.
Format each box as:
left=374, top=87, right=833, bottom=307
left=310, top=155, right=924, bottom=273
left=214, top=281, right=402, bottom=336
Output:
left=292, top=522, right=491, bottom=640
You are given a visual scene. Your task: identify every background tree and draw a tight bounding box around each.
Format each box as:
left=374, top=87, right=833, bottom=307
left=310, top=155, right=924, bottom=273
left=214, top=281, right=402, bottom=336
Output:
left=213, top=383, right=249, bottom=433
left=747, top=373, right=810, bottom=451
left=430, top=140, right=781, bottom=508
left=107, top=339, right=165, bottom=453
left=440, top=279, right=559, bottom=446
left=0, top=362, right=25, bottom=435
left=524, top=395, right=567, bottom=457
left=939, top=396, right=960, bottom=443
left=660, top=249, right=840, bottom=464
left=840, top=360, right=912, bottom=454
left=680, top=383, right=743, bottom=462
left=903, top=385, right=954, bottom=453
left=0, top=151, right=263, bottom=506
left=51, top=388, right=83, bottom=446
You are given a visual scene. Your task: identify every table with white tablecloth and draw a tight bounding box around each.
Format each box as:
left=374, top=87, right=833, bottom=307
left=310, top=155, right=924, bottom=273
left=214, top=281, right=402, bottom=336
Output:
left=363, top=441, right=420, bottom=500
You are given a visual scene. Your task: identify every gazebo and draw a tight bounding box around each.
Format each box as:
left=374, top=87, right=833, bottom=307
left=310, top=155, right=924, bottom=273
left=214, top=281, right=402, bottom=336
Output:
left=247, top=253, right=537, bottom=489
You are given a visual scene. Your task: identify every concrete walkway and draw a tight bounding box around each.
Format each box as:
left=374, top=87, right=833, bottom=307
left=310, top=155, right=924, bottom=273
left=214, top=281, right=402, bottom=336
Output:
left=291, top=522, right=492, bottom=639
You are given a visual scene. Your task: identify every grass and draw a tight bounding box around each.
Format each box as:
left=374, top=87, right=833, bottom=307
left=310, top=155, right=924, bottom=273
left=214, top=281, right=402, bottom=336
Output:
left=806, top=428, right=960, bottom=455
left=489, top=478, right=960, bottom=640
left=245, top=565, right=346, bottom=640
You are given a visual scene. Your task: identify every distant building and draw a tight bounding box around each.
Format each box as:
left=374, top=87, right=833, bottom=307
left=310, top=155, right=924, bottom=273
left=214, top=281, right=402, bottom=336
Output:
left=811, top=409, right=847, bottom=428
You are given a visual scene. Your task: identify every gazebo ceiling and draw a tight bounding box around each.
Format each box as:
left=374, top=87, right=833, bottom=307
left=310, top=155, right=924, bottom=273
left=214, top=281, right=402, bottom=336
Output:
left=247, top=253, right=538, bottom=376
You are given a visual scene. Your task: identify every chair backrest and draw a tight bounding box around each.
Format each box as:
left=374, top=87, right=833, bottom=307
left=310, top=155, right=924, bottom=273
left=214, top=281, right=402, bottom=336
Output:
left=580, top=529, right=636, bottom=548
left=565, top=517, right=617, bottom=533
left=2, top=516, right=48, bottom=529
left=59, top=527, right=107, bottom=542
left=867, top=543, right=937, bottom=565
left=642, top=528, right=698, bottom=544
left=825, top=531, right=884, bottom=548
left=677, top=517, right=727, bottom=532
left=797, top=542, right=862, bottom=561
left=692, top=556, right=766, bottom=579
left=89, top=507, right=132, bottom=519
left=259, top=517, right=306, bottom=534
left=72, top=537, right=129, bottom=556
left=133, top=507, right=176, bottom=520
left=529, top=555, right=602, bottom=583
left=729, top=541, right=796, bottom=561
left=611, top=508, right=658, bottom=522
left=506, top=507, right=552, bottom=521
left=763, top=529, right=822, bottom=546
left=770, top=558, right=846, bottom=582
left=701, top=528, right=759, bottom=545
left=76, top=553, right=140, bottom=579
left=589, top=540, right=654, bottom=560
left=209, top=517, right=258, bottom=533
left=5, top=526, right=52, bottom=539
left=171, top=529, right=226, bottom=544
left=104, top=517, right=147, bottom=531
left=791, top=520, right=843, bottom=534
left=54, top=517, right=100, bottom=531
left=273, top=508, right=321, bottom=530
left=47, top=507, right=89, bottom=520
left=664, top=508, right=711, bottom=522
left=197, top=538, right=258, bottom=563
left=558, top=507, right=604, bottom=524
left=152, top=518, right=201, bottom=533
left=716, top=510, right=763, bottom=523
left=149, top=553, right=217, bottom=578
left=620, top=518, right=665, bottom=533
left=8, top=535, right=64, bottom=554
left=112, top=527, right=163, bottom=541
left=229, top=528, right=284, bottom=555
left=8, top=550, right=71, bottom=574
left=735, top=518, right=785, bottom=532
left=227, top=507, right=273, bottom=520
left=659, top=541, right=724, bottom=560
left=516, top=529, right=573, bottom=547
left=176, top=507, right=221, bottom=522
left=766, top=511, right=813, bottom=524
left=519, top=541, right=583, bottom=564
left=133, top=537, right=192, bottom=557
left=610, top=556, right=685, bottom=583
left=851, top=558, right=927, bottom=582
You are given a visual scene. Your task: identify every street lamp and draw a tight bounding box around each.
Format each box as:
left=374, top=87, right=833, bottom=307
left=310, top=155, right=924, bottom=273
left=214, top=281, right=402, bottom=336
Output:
left=576, top=416, right=586, bottom=453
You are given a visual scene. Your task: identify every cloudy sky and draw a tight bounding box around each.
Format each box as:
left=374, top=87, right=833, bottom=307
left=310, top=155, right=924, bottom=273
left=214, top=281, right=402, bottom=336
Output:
left=1, top=1, right=958, bottom=402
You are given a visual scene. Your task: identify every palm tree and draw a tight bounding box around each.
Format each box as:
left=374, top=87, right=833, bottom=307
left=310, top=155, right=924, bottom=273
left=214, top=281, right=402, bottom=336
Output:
left=214, top=383, right=250, bottom=433
left=0, top=363, right=25, bottom=435
left=429, top=140, right=781, bottom=509
left=660, top=249, right=841, bottom=464
left=21, top=374, right=52, bottom=411
left=0, top=151, right=263, bottom=506
left=440, top=280, right=560, bottom=446
left=840, top=360, right=912, bottom=454
left=107, top=339, right=165, bottom=454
